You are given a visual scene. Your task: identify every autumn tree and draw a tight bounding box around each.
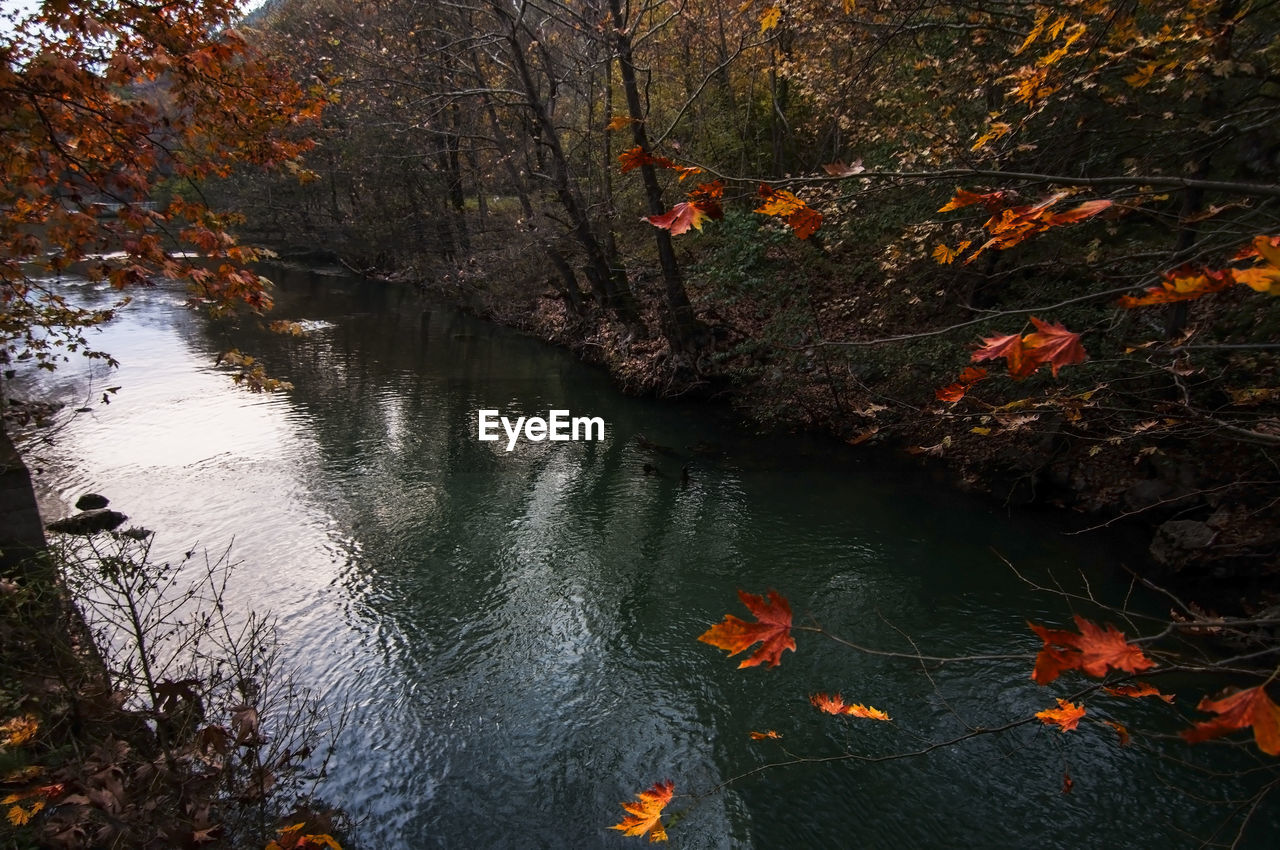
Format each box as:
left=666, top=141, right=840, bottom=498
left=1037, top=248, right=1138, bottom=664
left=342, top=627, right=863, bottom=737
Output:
left=0, top=0, right=319, bottom=384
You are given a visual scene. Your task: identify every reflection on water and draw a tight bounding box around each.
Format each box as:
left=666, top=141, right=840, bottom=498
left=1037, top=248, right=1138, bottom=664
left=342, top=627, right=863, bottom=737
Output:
left=16, top=265, right=1276, bottom=848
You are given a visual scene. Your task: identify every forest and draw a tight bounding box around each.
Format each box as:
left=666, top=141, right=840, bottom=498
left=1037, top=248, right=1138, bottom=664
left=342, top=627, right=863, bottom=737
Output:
left=2, top=0, right=1280, bottom=847
left=212, top=0, right=1280, bottom=588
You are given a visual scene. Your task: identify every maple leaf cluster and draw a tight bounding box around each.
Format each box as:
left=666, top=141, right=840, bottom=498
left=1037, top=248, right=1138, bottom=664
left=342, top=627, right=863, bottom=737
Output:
left=1119, top=235, right=1280, bottom=307
left=936, top=318, right=1086, bottom=402
left=646, top=181, right=725, bottom=236
left=935, top=190, right=1112, bottom=263
left=1028, top=616, right=1155, bottom=685
left=754, top=185, right=823, bottom=240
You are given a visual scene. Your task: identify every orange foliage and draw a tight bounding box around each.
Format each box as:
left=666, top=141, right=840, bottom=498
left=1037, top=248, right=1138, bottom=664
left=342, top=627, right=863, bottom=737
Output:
left=1182, top=687, right=1280, bottom=756
left=610, top=780, right=675, bottom=842
left=1029, top=616, right=1155, bottom=685
left=969, top=317, right=1086, bottom=381
left=754, top=185, right=823, bottom=239
left=1036, top=699, right=1086, bottom=732
left=1103, top=682, right=1175, bottom=703
left=699, top=590, right=796, bottom=668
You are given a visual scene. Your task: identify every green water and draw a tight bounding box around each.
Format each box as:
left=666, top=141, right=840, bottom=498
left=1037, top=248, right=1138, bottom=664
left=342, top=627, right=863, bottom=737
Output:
left=19, top=265, right=1276, bottom=848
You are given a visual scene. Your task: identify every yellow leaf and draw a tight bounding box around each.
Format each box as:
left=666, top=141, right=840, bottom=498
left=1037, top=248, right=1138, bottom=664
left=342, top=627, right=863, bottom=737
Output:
left=970, top=426, right=992, bottom=435
left=760, top=5, right=781, bottom=33
left=844, top=703, right=891, bottom=721
left=0, top=715, right=38, bottom=747
left=971, top=122, right=1011, bottom=151
left=606, top=115, right=636, bottom=132
left=1124, top=62, right=1159, bottom=88
left=843, top=0, right=857, bottom=11
left=933, top=244, right=959, bottom=265
left=1015, top=8, right=1049, bottom=56
left=6, top=800, right=43, bottom=827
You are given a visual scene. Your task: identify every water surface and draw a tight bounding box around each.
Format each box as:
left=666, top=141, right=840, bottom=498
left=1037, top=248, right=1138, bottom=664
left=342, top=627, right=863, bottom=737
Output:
left=17, top=265, right=1276, bottom=848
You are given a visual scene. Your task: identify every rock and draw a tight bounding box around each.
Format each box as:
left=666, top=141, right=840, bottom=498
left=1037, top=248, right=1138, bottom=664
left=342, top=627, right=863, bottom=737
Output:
left=75, top=493, right=110, bottom=510
left=46, top=509, right=128, bottom=535
left=114, top=527, right=153, bottom=541
left=1123, top=479, right=1199, bottom=516
left=1149, top=519, right=1215, bottom=570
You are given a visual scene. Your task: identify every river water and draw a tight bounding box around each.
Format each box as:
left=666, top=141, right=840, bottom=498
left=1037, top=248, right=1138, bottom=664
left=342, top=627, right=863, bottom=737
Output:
left=14, top=265, right=1276, bottom=848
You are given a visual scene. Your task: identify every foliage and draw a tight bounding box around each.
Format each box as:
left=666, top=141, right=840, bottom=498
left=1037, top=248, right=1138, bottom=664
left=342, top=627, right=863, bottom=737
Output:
left=0, top=536, right=346, bottom=848
left=612, top=584, right=1280, bottom=843
left=0, top=0, right=319, bottom=380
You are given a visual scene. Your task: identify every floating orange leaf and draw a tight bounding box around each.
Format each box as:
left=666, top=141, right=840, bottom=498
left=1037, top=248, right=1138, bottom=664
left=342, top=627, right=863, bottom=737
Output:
left=845, top=703, right=891, bottom=721
left=610, top=780, right=674, bottom=842
left=1029, top=616, right=1155, bottom=685
left=971, top=318, right=1085, bottom=380
left=607, top=115, right=637, bottom=131
left=1182, top=687, right=1280, bottom=755
left=1103, top=682, right=1175, bottom=703
left=699, top=590, right=796, bottom=668
left=1036, top=698, right=1086, bottom=732
left=810, top=692, right=848, bottom=714
left=749, top=730, right=782, bottom=740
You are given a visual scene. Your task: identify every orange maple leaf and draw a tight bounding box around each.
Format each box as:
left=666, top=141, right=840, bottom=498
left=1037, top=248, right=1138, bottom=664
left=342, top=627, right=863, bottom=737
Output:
left=810, top=692, right=848, bottom=714
left=610, top=780, right=674, bottom=842
left=972, top=331, right=1029, bottom=378
left=1103, top=682, right=1175, bottom=703
left=755, top=185, right=823, bottom=239
left=938, top=188, right=1007, bottom=213
left=1036, top=698, right=1086, bottom=732
left=1182, top=687, right=1280, bottom=755
left=749, top=730, right=782, bottom=740
left=1029, top=616, right=1155, bottom=684
left=699, top=590, right=796, bottom=668
left=971, top=317, right=1085, bottom=380
left=845, top=703, right=891, bottom=721
left=935, top=366, right=987, bottom=403
left=1021, top=317, right=1087, bottom=377
left=645, top=203, right=716, bottom=236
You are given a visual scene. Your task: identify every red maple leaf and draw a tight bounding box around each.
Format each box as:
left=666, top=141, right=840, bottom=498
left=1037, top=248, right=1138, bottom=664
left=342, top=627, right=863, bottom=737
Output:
left=1029, top=616, right=1155, bottom=684
left=972, top=331, right=1029, bottom=377
left=1182, top=687, right=1280, bottom=755
left=698, top=590, right=796, bottom=668
left=1021, top=317, right=1087, bottom=377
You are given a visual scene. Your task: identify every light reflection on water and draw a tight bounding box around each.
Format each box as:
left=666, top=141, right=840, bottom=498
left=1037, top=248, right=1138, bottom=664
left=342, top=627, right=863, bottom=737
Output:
left=14, top=266, right=1277, bottom=848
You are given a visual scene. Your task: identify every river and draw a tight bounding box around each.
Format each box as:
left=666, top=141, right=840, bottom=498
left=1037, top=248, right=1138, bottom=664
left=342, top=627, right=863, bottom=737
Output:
left=14, top=264, right=1276, bottom=848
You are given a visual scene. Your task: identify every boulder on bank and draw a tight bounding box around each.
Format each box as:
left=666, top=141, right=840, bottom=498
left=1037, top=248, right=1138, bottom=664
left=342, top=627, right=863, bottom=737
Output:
left=1150, top=519, right=1215, bottom=570
left=46, top=508, right=128, bottom=535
